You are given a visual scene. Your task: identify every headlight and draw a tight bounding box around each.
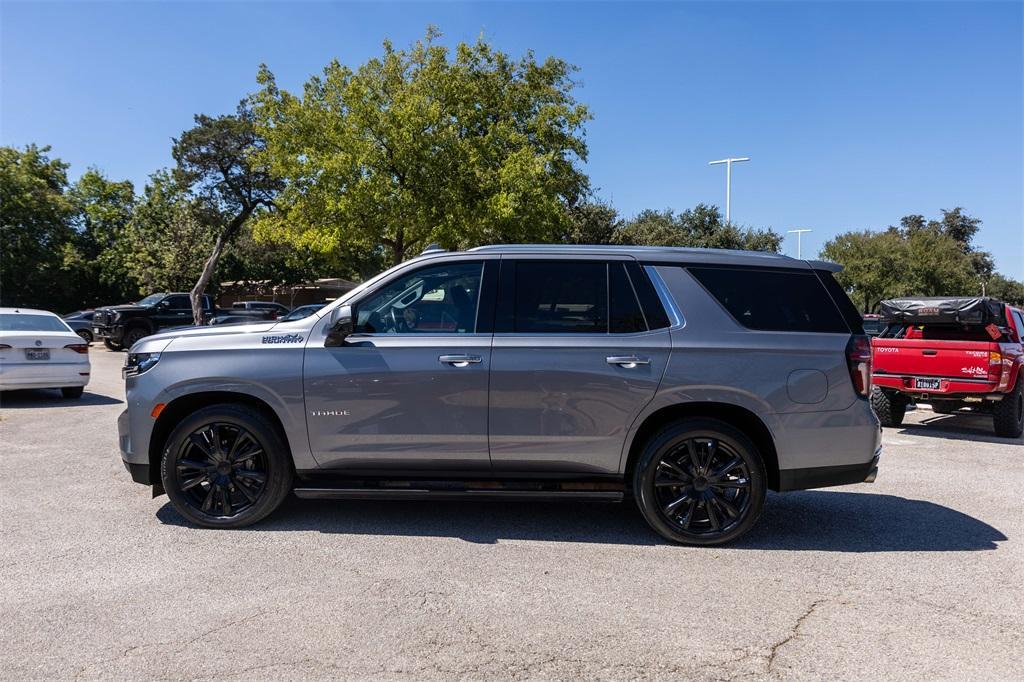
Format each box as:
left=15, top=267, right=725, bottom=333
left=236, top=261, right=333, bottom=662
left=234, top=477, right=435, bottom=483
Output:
left=123, top=352, right=160, bottom=378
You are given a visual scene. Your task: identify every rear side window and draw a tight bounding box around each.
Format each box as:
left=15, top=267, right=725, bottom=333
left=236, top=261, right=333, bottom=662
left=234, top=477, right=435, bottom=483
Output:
left=513, top=262, right=607, bottom=333
left=689, top=267, right=849, bottom=333
left=814, top=270, right=865, bottom=334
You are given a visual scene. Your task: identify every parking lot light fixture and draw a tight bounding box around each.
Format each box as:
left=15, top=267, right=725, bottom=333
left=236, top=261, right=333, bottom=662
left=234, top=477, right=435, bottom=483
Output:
left=708, top=157, right=750, bottom=223
left=787, top=228, right=813, bottom=259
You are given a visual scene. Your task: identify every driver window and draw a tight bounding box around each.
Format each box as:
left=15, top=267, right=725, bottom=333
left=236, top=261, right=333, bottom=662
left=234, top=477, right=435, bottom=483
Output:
left=354, top=262, right=483, bottom=335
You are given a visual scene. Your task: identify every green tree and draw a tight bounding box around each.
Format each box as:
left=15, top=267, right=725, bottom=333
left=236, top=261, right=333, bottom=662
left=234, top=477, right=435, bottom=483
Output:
left=614, top=204, right=782, bottom=252
left=62, top=169, right=136, bottom=308
left=120, top=171, right=215, bottom=294
left=172, top=104, right=281, bottom=324
left=0, top=145, right=75, bottom=309
left=564, top=200, right=621, bottom=244
left=251, top=28, right=591, bottom=266
left=821, top=211, right=987, bottom=312
left=986, top=274, right=1024, bottom=306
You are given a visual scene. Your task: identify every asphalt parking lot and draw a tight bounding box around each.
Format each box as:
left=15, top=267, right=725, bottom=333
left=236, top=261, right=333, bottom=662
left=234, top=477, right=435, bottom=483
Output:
left=1, top=347, right=1021, bottom=680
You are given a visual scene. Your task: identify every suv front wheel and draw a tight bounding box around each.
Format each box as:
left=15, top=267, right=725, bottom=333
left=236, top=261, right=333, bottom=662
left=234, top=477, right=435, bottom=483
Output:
left=161, top=404, right=293, bottom=528
left=633, top=418, right=766, bottom=545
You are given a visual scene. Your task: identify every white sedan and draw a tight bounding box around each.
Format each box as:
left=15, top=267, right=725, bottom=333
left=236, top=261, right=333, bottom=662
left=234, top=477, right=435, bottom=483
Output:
left=0, top=307, right=91, bottom=398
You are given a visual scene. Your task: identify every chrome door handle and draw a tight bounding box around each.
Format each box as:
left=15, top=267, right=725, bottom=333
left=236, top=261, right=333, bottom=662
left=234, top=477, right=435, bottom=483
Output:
left=439, top=354, right=482, bottom=367
left=606, top=355, right=650, bottom=368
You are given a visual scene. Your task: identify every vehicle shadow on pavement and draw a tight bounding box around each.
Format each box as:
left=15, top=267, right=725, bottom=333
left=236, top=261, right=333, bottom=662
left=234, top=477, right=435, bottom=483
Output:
left=897, top=413, right=1023, bottom=445
left=735, top=491, right=1006, bottom=552
left=156, top=490, right=1005, bottom=551
left=0, top=389, right=122, bottom=408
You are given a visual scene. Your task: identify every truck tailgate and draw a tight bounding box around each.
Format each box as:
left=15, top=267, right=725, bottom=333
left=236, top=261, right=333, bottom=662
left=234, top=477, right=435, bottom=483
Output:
left=872, top=339, right=997, bottom=380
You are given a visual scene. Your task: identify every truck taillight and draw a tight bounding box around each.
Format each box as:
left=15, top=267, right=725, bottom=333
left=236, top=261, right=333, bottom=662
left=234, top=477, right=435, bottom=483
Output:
left=64, top=343, right=89, bottom=354
left=990, top=351, right=1009, bottom=388
left=847, top=334, right=872, bottom=397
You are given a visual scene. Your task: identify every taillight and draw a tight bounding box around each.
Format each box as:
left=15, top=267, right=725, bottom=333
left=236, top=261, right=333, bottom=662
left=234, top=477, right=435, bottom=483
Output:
left=64, top=343, right=89, bottom=354
left=990, top=351, right=1012, bottom=389
left=846, top=334, right=872, bottom=396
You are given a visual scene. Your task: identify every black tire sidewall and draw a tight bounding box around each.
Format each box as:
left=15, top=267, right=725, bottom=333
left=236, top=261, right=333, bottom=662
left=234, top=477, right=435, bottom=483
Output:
left=993, top=380, right=1024, bottom=439
left=161, top=404, right=293, bottom=528
left=633, top=418, right=767, bottom=546
left=123, top=327, right=146, bottom=348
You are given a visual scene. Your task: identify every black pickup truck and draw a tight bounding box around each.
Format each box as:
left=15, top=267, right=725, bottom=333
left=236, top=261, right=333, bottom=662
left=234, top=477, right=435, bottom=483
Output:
left=92, top=293, right=214, bottom=350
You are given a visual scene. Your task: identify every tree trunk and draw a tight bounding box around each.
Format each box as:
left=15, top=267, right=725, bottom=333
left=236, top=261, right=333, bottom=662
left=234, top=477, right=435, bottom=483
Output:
left=190, top=210, right=251, bottom=326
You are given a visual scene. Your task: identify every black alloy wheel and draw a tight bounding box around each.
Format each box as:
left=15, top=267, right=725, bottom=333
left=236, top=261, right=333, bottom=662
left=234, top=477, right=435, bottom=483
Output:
left=161, top=404, right=293, bottom=528
left=103, top=339, right=122, bottom=351
left=76, top=329, right=93, bottom=343
left=175, top=423, right=269, bottom=517
left=634, top=418, right=766, bottom=545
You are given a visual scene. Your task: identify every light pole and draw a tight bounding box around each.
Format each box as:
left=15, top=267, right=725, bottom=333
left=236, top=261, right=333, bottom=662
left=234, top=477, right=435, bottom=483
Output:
left=708, top=157, right=750, bottom=223
left=787, top=229, right=812, bottom=259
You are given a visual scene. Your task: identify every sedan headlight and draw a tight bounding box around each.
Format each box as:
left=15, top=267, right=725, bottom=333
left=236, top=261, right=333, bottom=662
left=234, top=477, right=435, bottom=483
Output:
left=123, top=352, right=160, bottom=378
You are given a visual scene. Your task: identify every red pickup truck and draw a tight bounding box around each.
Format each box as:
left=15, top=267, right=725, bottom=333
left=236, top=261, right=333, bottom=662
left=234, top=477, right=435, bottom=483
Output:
left=870, top=297, right=1024, bottom=438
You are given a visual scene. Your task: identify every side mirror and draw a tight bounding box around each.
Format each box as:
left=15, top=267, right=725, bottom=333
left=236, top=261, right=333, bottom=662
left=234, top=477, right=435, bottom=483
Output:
left=156, top=301, right=170, bottom=310
left=325, top=304, right=354, bottom=347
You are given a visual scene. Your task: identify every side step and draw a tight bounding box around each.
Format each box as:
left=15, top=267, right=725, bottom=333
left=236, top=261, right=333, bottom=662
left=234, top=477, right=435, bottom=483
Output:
left=294, top=488, right=624, bottom=502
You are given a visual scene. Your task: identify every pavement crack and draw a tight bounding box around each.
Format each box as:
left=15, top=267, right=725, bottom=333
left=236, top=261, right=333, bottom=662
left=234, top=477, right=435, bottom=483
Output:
left=766, top=598, right=827, bottom=675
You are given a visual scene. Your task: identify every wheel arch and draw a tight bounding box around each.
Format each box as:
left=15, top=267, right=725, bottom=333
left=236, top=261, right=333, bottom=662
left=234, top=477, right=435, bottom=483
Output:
left=623, top=402, right=781, bottom=491
left=148, top=390, right=293, bottom=484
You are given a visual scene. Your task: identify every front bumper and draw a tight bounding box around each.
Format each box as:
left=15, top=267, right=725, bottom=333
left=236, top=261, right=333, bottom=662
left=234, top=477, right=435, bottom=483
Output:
left=118, top=408, right=153, bottom=485
left=93, top=325, right=124, bottom=342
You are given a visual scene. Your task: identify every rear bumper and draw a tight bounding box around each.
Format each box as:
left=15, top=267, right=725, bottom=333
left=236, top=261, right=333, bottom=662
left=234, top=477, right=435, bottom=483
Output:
left=873, top=374, right=1002, bottom=398
left=779, top=448, right=881, bottom=491
left=0, top=364, right=90, bottom=390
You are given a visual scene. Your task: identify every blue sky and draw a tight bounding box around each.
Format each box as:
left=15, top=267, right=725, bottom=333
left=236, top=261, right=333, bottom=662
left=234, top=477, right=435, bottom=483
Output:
left=3, top=1, right=1022, bottom=277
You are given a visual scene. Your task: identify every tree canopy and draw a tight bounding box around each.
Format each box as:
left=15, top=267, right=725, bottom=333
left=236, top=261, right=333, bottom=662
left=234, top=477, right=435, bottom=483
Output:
left=251, top=28, right=591, bottom=265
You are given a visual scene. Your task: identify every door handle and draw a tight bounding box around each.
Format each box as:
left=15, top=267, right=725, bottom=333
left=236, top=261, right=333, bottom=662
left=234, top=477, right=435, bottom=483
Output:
left=439, top=354, right=482, bottom=367
left=606, top=355, right=650, bottom=368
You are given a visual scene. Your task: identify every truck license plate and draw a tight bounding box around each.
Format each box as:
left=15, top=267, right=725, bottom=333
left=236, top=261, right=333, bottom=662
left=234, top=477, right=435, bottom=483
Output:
left=915, top=377, right=941, bottom=390
left=25, top=349, right=50, bottom=361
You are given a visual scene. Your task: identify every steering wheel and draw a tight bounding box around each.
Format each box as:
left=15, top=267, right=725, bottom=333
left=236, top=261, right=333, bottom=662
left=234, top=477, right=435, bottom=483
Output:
left=389, top=307, right=401, bottom=332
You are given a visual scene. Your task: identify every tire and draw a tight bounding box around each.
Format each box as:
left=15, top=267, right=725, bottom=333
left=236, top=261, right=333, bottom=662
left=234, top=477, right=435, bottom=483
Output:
left=161, top=403, right=293, bottom=528
left=61, top=386, right=84, bottom=399
left=122, top=326, right=147, bottom=349
left=633, top=418, right=766, bottom=546
left=930, top=401, right=961, bottom=415
left=76, top=329, right=93, bottom=343
left=871, top=387, right=906, bottom=427
left=993, top=380, right=1024, bottom=439
left=103, top=339, right=122, bottom=351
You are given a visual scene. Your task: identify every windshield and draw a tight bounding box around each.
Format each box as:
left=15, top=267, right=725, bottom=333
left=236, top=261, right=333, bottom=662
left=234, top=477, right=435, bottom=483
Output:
left=137, top=294, right=166, bottom=306
left=1, top=314, right=72, bottom=333
left=282, top=305, right=322, bottom=321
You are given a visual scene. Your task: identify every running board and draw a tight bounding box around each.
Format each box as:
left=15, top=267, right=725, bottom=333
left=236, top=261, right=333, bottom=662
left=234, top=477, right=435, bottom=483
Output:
left=293, top=488, right=624, bottom=502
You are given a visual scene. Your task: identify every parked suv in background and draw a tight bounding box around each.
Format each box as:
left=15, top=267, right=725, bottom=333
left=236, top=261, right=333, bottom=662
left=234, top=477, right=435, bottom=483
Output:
left=118, top=245, right=880, bottom=545
left=93, top=293, right=214, bottom=350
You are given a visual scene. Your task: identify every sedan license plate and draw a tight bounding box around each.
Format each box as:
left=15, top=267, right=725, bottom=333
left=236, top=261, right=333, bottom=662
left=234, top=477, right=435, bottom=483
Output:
left=915, top=377, right=941, bottom=390
left=25, top=348, right=50, bottom=361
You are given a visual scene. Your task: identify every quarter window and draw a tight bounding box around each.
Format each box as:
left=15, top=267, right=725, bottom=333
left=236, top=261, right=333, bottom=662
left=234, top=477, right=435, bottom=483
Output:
left=689, top=267, right=849, bottom=333
left=354, top=262, right=483, bottom=334
left=163, top=295, right=191, bottom=309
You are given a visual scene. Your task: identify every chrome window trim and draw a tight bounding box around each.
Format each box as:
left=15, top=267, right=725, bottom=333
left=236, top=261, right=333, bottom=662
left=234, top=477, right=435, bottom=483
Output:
left=644, top=265, right=685, bottom=329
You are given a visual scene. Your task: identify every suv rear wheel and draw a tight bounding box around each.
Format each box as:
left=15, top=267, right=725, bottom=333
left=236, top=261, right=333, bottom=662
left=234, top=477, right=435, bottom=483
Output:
left=993, top=381, right=1023, bottom=439
left=633, top=418, right=766, bottom=545
left=871, top=387, right=906, bottom=427
left=161, top=404, right=293, bottom=528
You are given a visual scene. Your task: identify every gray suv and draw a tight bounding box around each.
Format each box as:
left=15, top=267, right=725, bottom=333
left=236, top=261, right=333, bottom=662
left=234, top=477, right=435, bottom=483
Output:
left=118, top=245, right=881, bottom=545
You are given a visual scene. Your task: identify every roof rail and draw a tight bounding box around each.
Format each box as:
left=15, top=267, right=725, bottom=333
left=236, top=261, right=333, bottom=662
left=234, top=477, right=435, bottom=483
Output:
left=420, top=243, right=446, bottom=256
